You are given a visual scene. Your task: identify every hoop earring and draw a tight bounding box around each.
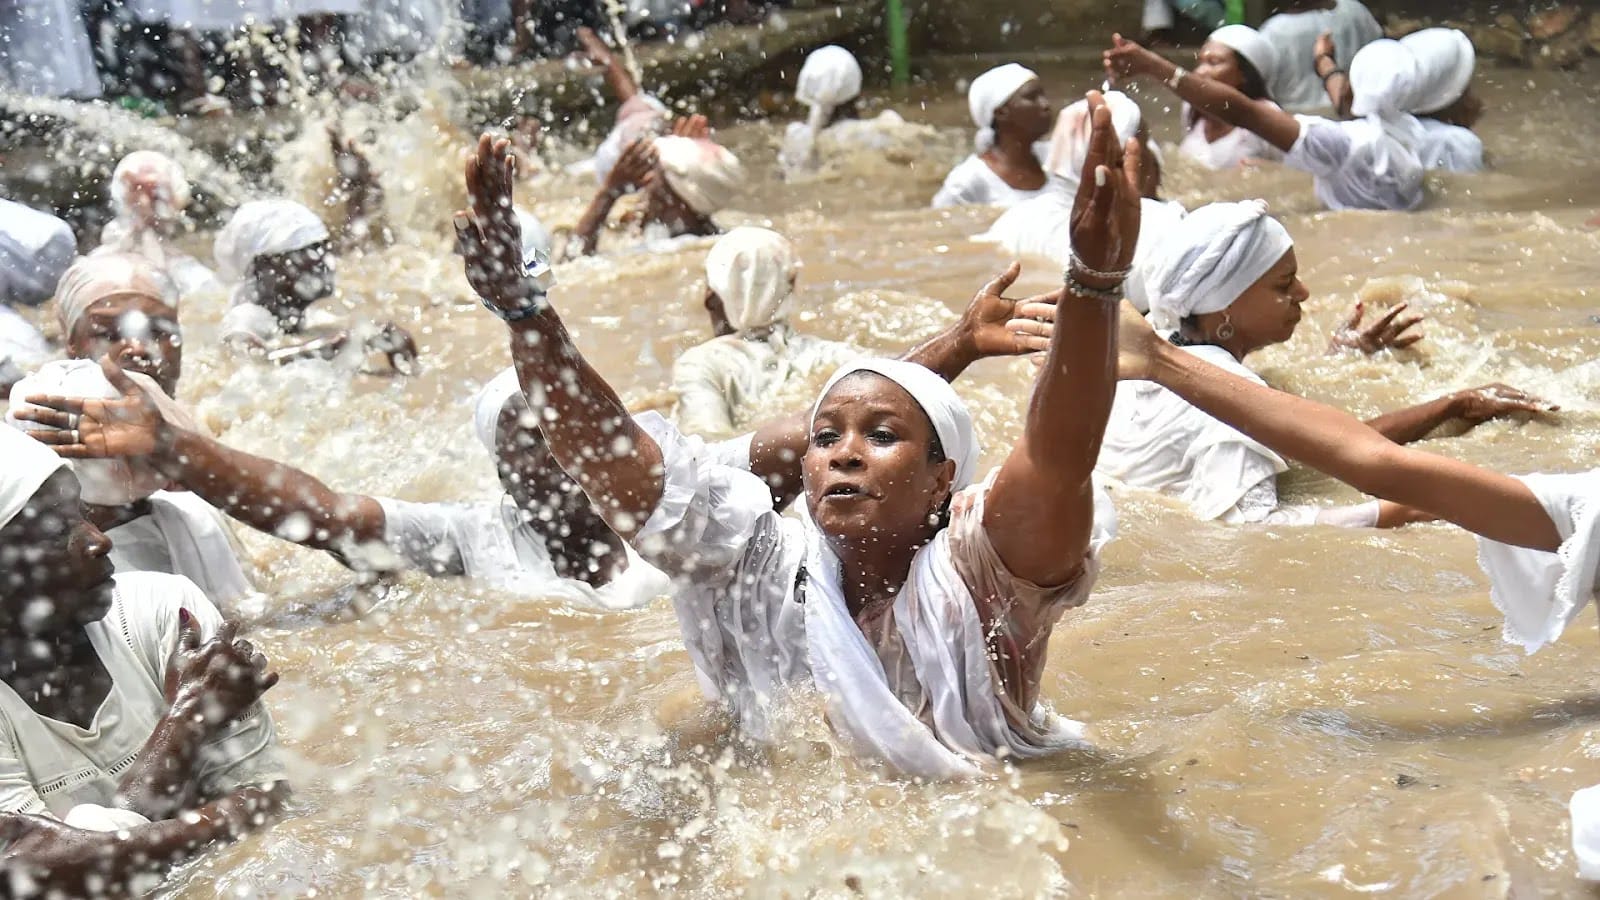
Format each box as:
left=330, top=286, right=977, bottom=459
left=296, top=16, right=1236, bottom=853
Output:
left=1214, top=314, right=1236, bottom=342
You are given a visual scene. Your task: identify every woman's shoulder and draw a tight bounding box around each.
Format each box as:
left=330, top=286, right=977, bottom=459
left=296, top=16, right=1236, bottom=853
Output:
left=109, top=572, right=222, bottom=636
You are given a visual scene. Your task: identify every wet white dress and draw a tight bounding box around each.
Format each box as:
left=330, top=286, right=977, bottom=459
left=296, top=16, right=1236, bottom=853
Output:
left=1412, top=119, right=1484, bottom=173
left=0, top=573, right=283, bottom=830
left=1284, top=115, right=1426, bottom=211
left=0, top=306, right=53, bottom=392
left=0, top=0, right=101, bottom=98
left=1178, top=106, right=1285, bottom=171
left=1259, top=0, right=1384, bottom=112
left=931, top=145, right=1067, bottom=209
left=631, top=413, right=1115, bottom=778
left=106, top=491, right=257, bottom=612
left=671, top=327, right=861, bottom=439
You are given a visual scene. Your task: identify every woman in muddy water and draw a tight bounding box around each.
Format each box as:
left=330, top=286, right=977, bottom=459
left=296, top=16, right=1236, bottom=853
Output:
left=454, top=92, right=1135, bottom=778
left=932, top=63, right=1066, bottom=209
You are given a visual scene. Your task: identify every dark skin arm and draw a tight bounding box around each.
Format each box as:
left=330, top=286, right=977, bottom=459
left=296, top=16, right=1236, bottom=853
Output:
left=1105, top=34, right=1303, bottom=153
left=1314, top=32, right=1354, bottom=118
left=1114, top=305, right=1562, bottom=551
left=1364, top=384, right=1554, bottom=445
left=15, top=360, right=386, bottom=556
left=328, top=127, right=385, bottom=252
left=574, top=139, right=659, bottom=258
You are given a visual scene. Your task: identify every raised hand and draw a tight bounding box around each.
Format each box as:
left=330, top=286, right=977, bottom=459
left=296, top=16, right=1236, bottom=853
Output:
left=605, top=137, right=659, bottom=194
left=1103, top=34, right=1166, bottom=86
left=670, top=114, right=711, bottom=140
left=1329, top=300, right=1425, bottom=355
left=1068, top=91, right=1143, bottom=292
left=1008, top=299, right=1163, bottom=379
left=959, top=262, right=1067, bottom=358
left=168, top=619, right=278, bottom=728
left=16, top=357, right=168, bottom=460
left=367, top=322, right=419, bottom=374
left=454, top=134, right=539, bottom=317
left=1452, top=383, right=1559, bottom=423
left=328, top=126, right=377, bottom=197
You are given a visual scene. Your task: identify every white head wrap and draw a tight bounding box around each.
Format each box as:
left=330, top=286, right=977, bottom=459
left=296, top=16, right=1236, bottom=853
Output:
left=1145, top=200, right=1294, bottom=331
left=6, top=360, right=176, bottom=507
left=797, top=45, right=864, bottom=135
left=471, top=367, right=523, bottom=456
left=212, top=199, right=330, bottom=284
left=0, top=199, right=77, bottom=307
left=1400, top=28, right=1475, bottom=114
left=1045, top=91, right=1143, bottom=185
left=1208, top=24, right=1278, bottom=86
left=53, top=252, right=179, bottom=340
left=594, top=93, right=669, bottom=185
left=110, top=151, right=191, bottom=223
left=653, top=136, right=745, bottom=216
left=0, top=421, right=68, bottom=530
left=967, top=63, right=1040, bottom=153
left=705, top=227, right=799, bottom=333
left=1348, top=38, right=1419, bottom=119
left=813, top=359, right=979, bottom=491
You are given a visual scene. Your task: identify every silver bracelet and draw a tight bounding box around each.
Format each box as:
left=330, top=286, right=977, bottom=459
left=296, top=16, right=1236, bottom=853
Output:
left=1166, top=65, right=1187, bottom=90
left=1067, top=253, right=1132, bottom=283
left=1065, top=274, right=1125, bottom=302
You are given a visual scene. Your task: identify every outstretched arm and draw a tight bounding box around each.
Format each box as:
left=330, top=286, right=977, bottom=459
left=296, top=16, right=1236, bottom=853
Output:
left=1104, top=34, right=1302, bottom=152
left=983, top=93, right=1141, bottom=586
left=16, top=359, right=387, bottom=556
left=1115, top=308, right=1561, bottom=551
left=1364, top=384, right=1555, bottom=446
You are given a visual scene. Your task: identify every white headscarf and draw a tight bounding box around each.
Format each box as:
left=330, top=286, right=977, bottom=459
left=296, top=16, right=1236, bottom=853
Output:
left=797, top=45, right=864, bottom=136
left=1209, top=24, right=1278, bottom=85
left=1145, top=200, right=1294, bottom=331
left=471, top=367, right=523, bottom=456
left=6, top=360, right=184, bottom=507
left=0, top=199, right=77, bottom=307
left=705, top=227, right=799, bottom=333
left=1349, top=38, right=1420, bottom=119
left=53, top=252, right=179, bottom=340
left=109, top=151, right=191, bottom=224
left=212, top=199, right=330, bottom=284
left=0, top=423, right=67, bottom=529
left=1045, top=91, right=1143, bottom=185
left=967, top=63, right=1039, bottom=153
left=812, top=359, right=979, bottom=490
left=1400, top=28, right=1474, bottom=114
left=653, top=136, right=745, bottom=216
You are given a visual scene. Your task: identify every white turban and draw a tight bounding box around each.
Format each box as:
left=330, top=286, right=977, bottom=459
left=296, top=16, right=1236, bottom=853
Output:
left=0, top=420, right=67, bottom=530
left=797, top=45, right=863, bottom=135
left=814, top=359, right=979, bottom=491
left=110, top=151, right=191, bottom=222
left=1045, top=91, right=1143, bottom=184
left=0, top=199, right=77, bottom=307
left=6, top=359, right=187, bottom=507
left=53, top=252, right=179, bottom=340
left=705, top=227, right=799, bottom=333
left=213, top=199, right=329, bottom=284
left=1349, top=38, right=1419, bottom=119
left=472, top=367, right=523, bottom=455
left=1208, top=24, right=1277, bottom=85
left=967, top=63, right=1039, bottom=153
left=1400, top=28, right=1474, bottom=115
left=654, top=136, right=745, bottom=216
left=1145, top=200, right=1294, bottom=331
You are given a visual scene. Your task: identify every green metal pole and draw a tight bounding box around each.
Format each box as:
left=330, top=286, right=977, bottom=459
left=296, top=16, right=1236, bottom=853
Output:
left=886, top=0, right=910, bottom=88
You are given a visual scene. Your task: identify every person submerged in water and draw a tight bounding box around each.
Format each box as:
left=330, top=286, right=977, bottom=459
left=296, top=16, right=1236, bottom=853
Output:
left=96, top=151, right=221, bottom=296
left=9, top=253, right=257, bottom=609
left=0, top=427, right=286, bottom=896
left=1176, top=25, right=1285, bottom=171
left=932, top=63, right=1066, bottom=209
left=571, top=27, right=745, bottom=257
left=454, top=91, right=1134, bottom=777
left=671, top=226, right=862, bottom=440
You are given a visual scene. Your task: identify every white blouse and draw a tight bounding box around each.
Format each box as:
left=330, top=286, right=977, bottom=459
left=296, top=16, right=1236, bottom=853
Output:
left=671, top=328, right=862, bottom=439
left=932, top=146, right=1069, bottom=209
left=1178, top=105, right=1285, bottom=171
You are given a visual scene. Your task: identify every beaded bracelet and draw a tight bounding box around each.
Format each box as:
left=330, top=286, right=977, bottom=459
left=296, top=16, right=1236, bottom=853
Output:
left=1064, top=274, right=1125, bottom=302
left=1066, top=253, right=1132, bottom=283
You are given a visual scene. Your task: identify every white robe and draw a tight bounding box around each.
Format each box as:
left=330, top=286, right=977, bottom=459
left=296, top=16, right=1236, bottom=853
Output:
left=1259, top=0, right=1384, bottom=112
left=105, top=491, right=257, bottom=612
left=1284, top=114, right=1426, bottom=212
left=1178, top=106, right=1285, bottom=171
left=931, top=145, right=1067, bottom=209
left=671, top=328, right=861, bottom=439
left=0, top=573, right=283, bottom=826
left=1412, top=119, right=1484, bottom=173
left=0, top=0, right=101, bottom=99
left=631, top=413, right=1115, bottom=778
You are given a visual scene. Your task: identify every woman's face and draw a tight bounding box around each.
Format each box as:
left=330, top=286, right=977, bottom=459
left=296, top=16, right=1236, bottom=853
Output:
left=803, top=374, right=955, bottom=549
left=1223, top=249, right=1310, bottom=351
left=0, top=471, right=116, bottom=635
left=252, top=242, right=335, bottom=312
left=1195, top=41, right=1246, bottom=91
left=67, top=294, right=182, bottom=395
left=995, top=80, right=1056, bottom=144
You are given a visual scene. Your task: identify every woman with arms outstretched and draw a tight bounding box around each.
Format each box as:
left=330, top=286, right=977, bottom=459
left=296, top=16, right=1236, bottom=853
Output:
left=451, top=93, right=1140, bottom=777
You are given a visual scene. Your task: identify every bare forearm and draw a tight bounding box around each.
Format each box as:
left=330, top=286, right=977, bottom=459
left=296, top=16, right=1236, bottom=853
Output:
left=575, top=189, right=621, bottom=257
left=903, top=320, right=980, bottom=381
left=1147, top=343, right=1560, bottom=550
left=1162, top=65, right=1299, bottom=151
left=507, top=313, right=664, bottom=538
left=1314, top=56, right=1353, bottom=117
left=1365, top=395, right=1460, bottom=445
left=114, top=698, right=209, bottom=821
left=1027, top=295, right=1119, bottom=482
left=160, top=428, right=382, bottom=551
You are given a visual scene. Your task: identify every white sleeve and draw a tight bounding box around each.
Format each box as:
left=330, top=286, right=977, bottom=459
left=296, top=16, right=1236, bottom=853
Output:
left=374, top=498, right=470, bottom=576
left=63, top=805, right=152, bottom=832
left=1284, top=115, right=1351, bottom=179
left=1186, top=441, right=1288, bottom=521
left=1475, top=471, right=1600, bottom=654
left=0, top=721, right=48, bottom=817
left=220, top=303, right=281, bottom=347
left=1572, top=783, right=1600, bottom=881
left=932, top=159, right=985, bottom=208
left=670, top=345, right=739, bottom=438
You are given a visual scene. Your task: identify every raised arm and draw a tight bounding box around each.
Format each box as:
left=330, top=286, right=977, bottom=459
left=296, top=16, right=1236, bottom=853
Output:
left=573, top=139, right=658, bottom=257
left=1104, top=34, right=1302, bottom=152
left=1115, top=306, right=1561, bottom=551
left=457, top=135, right=665, bottom=538
left=16, top=360, right=387, bottom=556
left=982, top=93, right=1140, bottom=586
left=1313, top=32, right=1354, bottom=118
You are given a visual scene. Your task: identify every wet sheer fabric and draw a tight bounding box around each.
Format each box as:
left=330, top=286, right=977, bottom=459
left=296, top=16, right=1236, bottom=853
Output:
left=105, top=492, right=258, bottom=613
left=1474, top=470, right=1600, bottom=654
left=672, top=329, right=861, bottom=438
left=631, top=411, right=1111, bottom=778
left=0, top=574, right=283, bottom=825
left=0, top=307, right=52, bottom=394
left=1258, top=0, right=1383, bottom=111
left=1284, top=114, right=1425, bottom=211
left=932, top=153, right=1065, bottom=209
left=1179, top=102, right=1284, bottom=170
